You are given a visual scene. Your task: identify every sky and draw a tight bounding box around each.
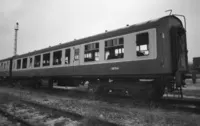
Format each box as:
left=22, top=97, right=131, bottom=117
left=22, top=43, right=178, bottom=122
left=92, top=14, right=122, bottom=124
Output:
left=0, top=0, right=199, bottom=62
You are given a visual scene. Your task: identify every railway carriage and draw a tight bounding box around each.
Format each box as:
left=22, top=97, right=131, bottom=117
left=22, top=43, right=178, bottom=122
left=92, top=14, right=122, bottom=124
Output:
left=0, top=57, right=12, bottom=81
left=0, top=15, right=188, bottom=99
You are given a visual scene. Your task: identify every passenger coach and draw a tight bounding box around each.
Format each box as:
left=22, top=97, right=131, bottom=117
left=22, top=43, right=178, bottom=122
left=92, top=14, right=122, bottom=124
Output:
left=0, top=15, right=188, bottom=99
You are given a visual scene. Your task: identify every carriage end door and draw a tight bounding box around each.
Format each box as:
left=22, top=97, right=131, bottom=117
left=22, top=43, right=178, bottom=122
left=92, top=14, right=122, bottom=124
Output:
left=171, top=26, right=188, bottom=72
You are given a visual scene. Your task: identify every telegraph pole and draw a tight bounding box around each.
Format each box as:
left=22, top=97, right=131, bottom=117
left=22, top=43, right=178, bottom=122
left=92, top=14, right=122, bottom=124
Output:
left=14, top=22, right=19, bottom=56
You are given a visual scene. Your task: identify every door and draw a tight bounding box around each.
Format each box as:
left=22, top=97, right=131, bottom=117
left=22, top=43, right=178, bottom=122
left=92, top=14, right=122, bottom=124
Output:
left=171, top=26, right=188, bottom=73
left=73, top=45, right=80, bottom=67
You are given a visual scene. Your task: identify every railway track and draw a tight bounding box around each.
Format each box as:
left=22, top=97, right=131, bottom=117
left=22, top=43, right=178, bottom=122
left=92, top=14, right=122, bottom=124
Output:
left=5, top=85, right=200, bottom=114
left=0, top=108, right=33, bottom=126
left=159, top=97, right=200, bottom=114
left=0, top=93, right=119, bottom=126
left=22, top=99, right=118, bottom=126
left=0, top=85, right=200, bottom=125
left=21, top=86, right=200, bottom=115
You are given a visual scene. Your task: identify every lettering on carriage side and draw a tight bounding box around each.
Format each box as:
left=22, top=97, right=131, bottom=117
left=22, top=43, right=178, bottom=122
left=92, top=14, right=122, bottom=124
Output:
left=110, top=66, right=119, bottom=70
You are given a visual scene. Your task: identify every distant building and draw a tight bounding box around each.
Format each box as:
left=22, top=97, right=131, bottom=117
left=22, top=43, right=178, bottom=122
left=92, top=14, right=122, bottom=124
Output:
left=193, top=57, right=200, bottom=71
left=192, top=57, right=200, bottom=83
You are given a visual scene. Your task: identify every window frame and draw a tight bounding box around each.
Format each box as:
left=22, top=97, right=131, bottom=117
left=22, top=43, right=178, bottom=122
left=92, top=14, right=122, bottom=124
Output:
left=28, top=57, right=33, bottom=68
left=22, top=58, right=28, bottom=69
left=34, top=55, right=41, bottom=68
left=104, top=37, right=124, bottom=60
left=12, top=60, right=16, bottom=70
left=136, top=32, right=150, bottom=57
left=53, top=50, right=62, bottom=65
left=16, top=59, right=21, bottom=69
left=84, top=42, right=100, bottom=62
left=65, top=48, right=71, bottom=65
left=42, top=53, right=51, bottom=67
left=0, top=62, right=2, bottom=68
left=3, top=61, right=6, bottom=70
left=74, top=48, right=80, bottom=61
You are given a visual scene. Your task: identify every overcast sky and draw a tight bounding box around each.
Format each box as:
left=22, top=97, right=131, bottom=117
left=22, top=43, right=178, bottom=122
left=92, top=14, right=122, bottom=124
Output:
left=0, top=0, right=199, bottom=62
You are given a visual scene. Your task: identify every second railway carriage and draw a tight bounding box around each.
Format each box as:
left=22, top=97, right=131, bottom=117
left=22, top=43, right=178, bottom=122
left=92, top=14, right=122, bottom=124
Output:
left=5, top=15, right=188, bottom=99
left=0, top=57, right=12, bottom=81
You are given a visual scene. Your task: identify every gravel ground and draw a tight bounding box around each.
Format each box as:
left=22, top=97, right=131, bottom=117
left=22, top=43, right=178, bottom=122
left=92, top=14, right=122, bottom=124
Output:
left=0, top=87, right=200, bottom=126
left=183, top=79, right=200, bottom=98
left=0, top=93, right=81, bottom=126
left=1, top=102, right=80, bottom=126
left=0, top=115, right=17, bottom=126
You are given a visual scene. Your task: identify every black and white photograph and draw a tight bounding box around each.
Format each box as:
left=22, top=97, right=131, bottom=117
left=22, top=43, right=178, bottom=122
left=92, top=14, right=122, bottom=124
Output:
left=0, top=0, right=200, bottom=125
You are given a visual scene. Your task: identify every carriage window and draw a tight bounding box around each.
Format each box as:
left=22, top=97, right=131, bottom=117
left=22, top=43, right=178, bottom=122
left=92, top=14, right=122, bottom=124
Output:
left=7, top=62, right=10, bottom=69
left=105, top=37, right=124, bottom=60
left=2, top=63, right=5, bottom=69
left=12, top=61, right=16, bottom=69
left=34, top=55, right=41, bottom=67
left=29, top=57, right=33, bottom=68
left=136, top=32, right=149, bottom=56
left=17, top=59, right=21, bottom=69
left=0, top=62, right=2, bottom=68
left=43, top=53, right=50, bottom=66
left=2, top=62, right=5, bottom=69
left=1, top=63, right=4, bottom=68
left=53, top=50, right=62, bottom=65
left=84, top=43, right=99, bottom=62
left=5, top=62, right=8, bottom=69
left=3, top=63, right=6, bottom=69
left=1, top=63, right=4, bottom=69
left=22, top=58, right=27, bottom=69
left=74, top=49, right=79, bottom=61
left=65, top=49, right=71, bottom=64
